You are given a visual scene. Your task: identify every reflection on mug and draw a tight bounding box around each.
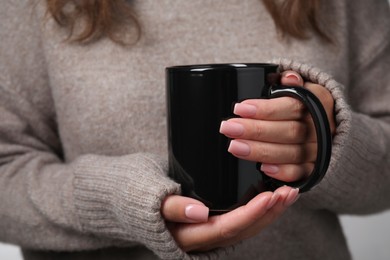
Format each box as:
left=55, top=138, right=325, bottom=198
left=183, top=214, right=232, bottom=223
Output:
left=168, top=152, right=213, bottom=208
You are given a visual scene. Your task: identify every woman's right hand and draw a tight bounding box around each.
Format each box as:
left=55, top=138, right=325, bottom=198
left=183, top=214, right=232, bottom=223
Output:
left=161, top=186, right=299, bottom=252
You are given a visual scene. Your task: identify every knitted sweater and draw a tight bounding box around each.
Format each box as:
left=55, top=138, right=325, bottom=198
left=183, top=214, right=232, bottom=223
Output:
left=0, top=0, right=389, bottom=259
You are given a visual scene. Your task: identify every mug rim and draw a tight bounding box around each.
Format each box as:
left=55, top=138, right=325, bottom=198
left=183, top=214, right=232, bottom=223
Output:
left=166, top=63, right=278, bottom=72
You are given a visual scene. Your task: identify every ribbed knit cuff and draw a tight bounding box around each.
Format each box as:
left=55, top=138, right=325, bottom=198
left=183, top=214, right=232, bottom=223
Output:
left=72, top=153, right=189, bottom=259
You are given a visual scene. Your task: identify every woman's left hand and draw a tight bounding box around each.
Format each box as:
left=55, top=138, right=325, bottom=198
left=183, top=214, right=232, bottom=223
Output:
left=219, top=70, right=336, bottom=183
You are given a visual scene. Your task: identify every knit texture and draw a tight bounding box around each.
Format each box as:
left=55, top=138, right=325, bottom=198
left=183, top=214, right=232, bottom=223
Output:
left=73, top=154, right=183, bottom=259
left=0, top=0, right=389, bottom=259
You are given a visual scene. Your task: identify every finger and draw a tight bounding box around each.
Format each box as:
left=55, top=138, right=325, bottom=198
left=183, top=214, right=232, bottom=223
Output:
left=232, top=186, right=299, bottom=238
left=201, top=186, right=299, bottom=251
left=220, top=118, right=316, bottom=144
left=234, top=97, right=308, bottom=121
left=171, top=191, right=274, bottom=252
left=161, top=195, right=209, bottom=223
left=260, top=163, right=315, bottom=182
left=228, top=139, right=317, bottom=164
left=281, top=70, right=304, bottom=86
left=223, top=186, right=298, bottom=240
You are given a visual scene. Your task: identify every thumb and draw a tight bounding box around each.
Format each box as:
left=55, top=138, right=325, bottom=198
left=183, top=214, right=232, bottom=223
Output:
left=281, top=70, right=304, bottom=86
left=161, top=195, right=209, bottom=223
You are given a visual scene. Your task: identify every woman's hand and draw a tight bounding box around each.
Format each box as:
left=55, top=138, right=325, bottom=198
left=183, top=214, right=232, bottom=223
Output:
left=161, top=186, right=299, bottom=252
left=219, top=70, right=336, bottom=183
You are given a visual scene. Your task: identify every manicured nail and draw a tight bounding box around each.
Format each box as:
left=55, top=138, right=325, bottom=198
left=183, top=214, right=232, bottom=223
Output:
left=284, top=72, right=300, bottom=82
left=284, top=188, right=300, bottom=206
left=260, top=164, right=279, bottom=175
left=220, top=121, right=245, bottom=136
left=233, top=103, right=257, bottom=117
left=228, top=140, right=251, bottom=156
left=266, top=192, right=280, bottom=209
left=185, top=204, right=209, bottom=222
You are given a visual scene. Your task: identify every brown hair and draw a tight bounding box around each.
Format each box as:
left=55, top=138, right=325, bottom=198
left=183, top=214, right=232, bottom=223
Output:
left=262, top=0, right=331, bottom=42
left=46, top=0, right=140, bottom=44
left=46, top=0, right=330, bottom=44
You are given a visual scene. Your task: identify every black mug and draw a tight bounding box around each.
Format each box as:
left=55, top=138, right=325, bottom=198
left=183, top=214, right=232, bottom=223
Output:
left=166, top=63, right=331, bottom=214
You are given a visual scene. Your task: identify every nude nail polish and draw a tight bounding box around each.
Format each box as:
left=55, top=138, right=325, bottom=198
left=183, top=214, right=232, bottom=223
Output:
left=219, top=121, right=245, bottom=136
left=228, top=140, right=251, bottom=156
left=233, top=103, right=257, bottom=117
left=284, top=72, right=300, bottom=82
left=284, top=188, right=300, bottom=206
left=185, top=204, right=209, bottom=222
left=266, top=193, right=280, bottom=209
left=260, top=164, right=279, bottom=174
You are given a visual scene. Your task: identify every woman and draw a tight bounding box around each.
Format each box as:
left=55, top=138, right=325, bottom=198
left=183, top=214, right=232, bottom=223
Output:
left=0, top=0, right=389, bottom=259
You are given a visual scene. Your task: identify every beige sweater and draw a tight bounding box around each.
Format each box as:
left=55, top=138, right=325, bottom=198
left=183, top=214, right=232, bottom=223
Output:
left=0, top=0, right=389, bottom=259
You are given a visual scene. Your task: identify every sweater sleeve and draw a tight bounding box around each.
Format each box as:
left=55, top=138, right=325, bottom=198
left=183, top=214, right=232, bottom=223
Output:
left=275, top=36, right=390, bottom=214
left=273, top=1, right=390, bottom=215
left=302, top=0, right=390, bottom=215
left=0, top=2, right=200, bottom=259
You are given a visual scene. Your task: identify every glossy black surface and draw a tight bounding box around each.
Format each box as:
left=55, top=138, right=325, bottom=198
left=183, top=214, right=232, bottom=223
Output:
left=166, top=63, right=331, bottom=212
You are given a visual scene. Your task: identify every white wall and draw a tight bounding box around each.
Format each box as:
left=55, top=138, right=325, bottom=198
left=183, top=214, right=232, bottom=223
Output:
left=0, top=243, right=22, bottom=260
left=341, top=211, right=390, bottom=260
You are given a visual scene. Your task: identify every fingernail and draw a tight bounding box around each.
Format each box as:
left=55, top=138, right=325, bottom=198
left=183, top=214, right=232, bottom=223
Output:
left=219, top=121, right=245, bottom=136
left=233, top=103, right=257, bottom=117
left=260, top=164, right=279, bottom=175
left=284, top=72, right=300, bottom=82
left=284, top=188, right=300, bottom=206
left=266, top=192, right=280, bottom=209
left=185, top=204, right=209, bottom=222
left=228, top=140, right=251, bottom=156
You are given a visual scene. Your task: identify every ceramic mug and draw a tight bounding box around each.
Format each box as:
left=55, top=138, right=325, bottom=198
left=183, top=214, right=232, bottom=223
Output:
left=166, top=63, right=331, bottom=214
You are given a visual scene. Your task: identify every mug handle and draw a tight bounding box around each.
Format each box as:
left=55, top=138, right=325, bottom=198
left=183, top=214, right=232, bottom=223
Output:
left=260, top=85, right=332, bottom=193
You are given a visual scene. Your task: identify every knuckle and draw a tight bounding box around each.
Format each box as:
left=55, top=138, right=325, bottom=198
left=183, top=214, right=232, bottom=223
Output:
left=289, top=121, right=306, bottom=141
left=254, top=122, right=264, bottom=139
left=290, top=98, right=306, bottom=118
left=219, top=225, right=238, bottom=240
left=261, top=100, right=277, bottom=118
left=283, top=165, right=305, bottom=182
left=290, top=146, right=305, bottom=163
left=284, top=167, right=301, bottom=182
left=255, top=145, right=272, bottom=162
